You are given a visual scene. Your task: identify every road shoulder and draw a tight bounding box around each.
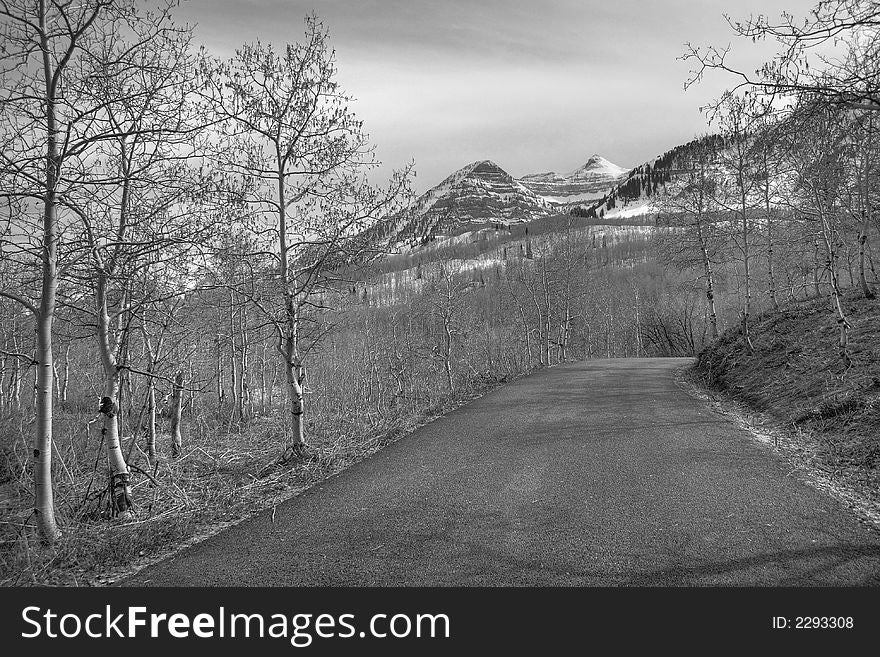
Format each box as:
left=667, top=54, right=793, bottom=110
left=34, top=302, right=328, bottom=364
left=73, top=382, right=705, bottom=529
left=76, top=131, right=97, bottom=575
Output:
left=676, top=364, right=880, bottom=532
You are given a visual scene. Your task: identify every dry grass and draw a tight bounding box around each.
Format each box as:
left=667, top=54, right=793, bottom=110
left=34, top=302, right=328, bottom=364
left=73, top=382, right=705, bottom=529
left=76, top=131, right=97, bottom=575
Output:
left=694, top=289, right=880, bottom=493
left=0, top=374, right=510, bottom=586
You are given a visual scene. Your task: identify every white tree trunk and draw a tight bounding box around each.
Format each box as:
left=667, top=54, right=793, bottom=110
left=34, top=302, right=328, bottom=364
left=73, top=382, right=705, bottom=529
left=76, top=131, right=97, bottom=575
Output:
left=740, top=189, right=754, bottom=353
left=146, top=380, right=157, bottom=462
left=33, top=24, right=61, bottom=540
left=60, top=344, right=70, bottom=403
left=818, top=205, right=851, bottom=367
left=96, top=274, right=132, bottom=517
left=278, top=297, right=307, bottom=457
left=695, top=220, right=719, bottom=340
left=443, top=314, right=454, bottom=392
left=170, top=370, right=184, bottom=458
left=858, top=141, right=875, bottom=299
left=34, top=304, right=60, bottom=541
left=100, top=373, right=132, bottom=517
left=283, top=347, right=306, bottom=451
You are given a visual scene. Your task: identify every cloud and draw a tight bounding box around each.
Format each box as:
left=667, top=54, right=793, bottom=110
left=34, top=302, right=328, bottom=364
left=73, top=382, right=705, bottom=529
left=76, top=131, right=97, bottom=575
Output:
left=176, top=0, right=795, bottom=191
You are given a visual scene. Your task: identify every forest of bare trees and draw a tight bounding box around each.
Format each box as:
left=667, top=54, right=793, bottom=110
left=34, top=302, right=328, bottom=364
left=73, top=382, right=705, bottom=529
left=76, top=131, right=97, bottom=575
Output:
left=0, top=0, right=877, bottom=584
left=671, top=0, right=880, bottom=367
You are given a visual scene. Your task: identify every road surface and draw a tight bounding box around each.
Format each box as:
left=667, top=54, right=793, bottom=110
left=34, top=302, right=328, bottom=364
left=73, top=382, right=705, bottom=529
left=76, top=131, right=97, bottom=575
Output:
left=124, top=358, right=880, bottom=586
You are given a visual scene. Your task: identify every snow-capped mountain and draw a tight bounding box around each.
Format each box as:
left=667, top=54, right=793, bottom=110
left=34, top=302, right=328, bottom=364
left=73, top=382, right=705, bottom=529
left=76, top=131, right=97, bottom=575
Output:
left=571, top=136, right=726, bottom=221
left=518, top=154, right=629, bottom=205
left=386, top=159, right=553, bottom=246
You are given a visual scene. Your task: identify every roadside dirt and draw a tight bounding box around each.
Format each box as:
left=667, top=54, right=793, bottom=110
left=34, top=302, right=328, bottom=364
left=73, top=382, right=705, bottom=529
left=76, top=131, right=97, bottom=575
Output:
left=677, top=365, right=880, bottom=532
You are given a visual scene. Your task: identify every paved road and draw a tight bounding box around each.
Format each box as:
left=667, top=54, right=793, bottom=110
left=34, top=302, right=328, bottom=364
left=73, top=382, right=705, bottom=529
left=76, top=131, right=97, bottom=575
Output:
left=124, top=358, right=880, bottom=586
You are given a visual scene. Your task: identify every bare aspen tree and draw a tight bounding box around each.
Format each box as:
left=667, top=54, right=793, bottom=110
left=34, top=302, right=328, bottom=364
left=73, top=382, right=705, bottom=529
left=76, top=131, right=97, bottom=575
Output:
left=509, top=249, right=554, bottom=367
left=684, top=0, right=880, bottom=114
left=138, top=299, right=181, bottom=462
left=716, top=94, right=760, bottom=352
left=502, top=268, right=534, bottom=367
left=228, top=288, right=240, bottom=422
left=0, top=0, right=211, bottom=524
left=755, top=123, right=786, bottom=311
left=846, top=112, right=878, bottom=298
left=201, top=16, right=410, bottom=457
left=58, top=343, right=69, bottom=403
left=683, top=0, right=880, bottom=350
left=142, top=326, right=160, bottom=463
left=57, top=4, right=210, bottom=516
left=422, top=261, right=475, bottom=393
left=210, top=235, right=258, bottom=424
left=550, top=215, right=585, bottom=362
left=169, top=370, right=184, bottom=458
left=539, top=255, right=553, bottom=365
left=658, top=139, right=722, bottom=340
left=0, top=0, right=126, bottom=541
left=789, top=101, right=855, bottom=366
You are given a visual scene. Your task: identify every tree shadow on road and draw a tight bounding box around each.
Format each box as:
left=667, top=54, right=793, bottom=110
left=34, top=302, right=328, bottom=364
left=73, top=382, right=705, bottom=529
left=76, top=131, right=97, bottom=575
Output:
left=621, top=542, right=880, bottom=586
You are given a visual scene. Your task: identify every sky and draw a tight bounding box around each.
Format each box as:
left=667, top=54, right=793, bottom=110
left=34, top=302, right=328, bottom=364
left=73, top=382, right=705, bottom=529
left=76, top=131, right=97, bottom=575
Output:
left=174, top=0, right=809, bottom=193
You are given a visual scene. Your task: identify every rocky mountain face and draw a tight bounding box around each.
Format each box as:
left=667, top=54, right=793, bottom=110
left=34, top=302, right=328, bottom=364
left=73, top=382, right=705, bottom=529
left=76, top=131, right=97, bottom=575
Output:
left=517, top=154, right=629, bottom=204
left=387, top=160, right=552, bottom=245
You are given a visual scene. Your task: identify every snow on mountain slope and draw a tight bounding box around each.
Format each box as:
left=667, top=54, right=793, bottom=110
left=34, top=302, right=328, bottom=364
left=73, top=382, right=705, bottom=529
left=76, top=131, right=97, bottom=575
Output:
left=565, top=154, right=629, bottom=180
left=571, top=134, right=783, bottom=222
left=604, top=198, right=657, bottom=219
left=518, top=154, right=629, bottom=203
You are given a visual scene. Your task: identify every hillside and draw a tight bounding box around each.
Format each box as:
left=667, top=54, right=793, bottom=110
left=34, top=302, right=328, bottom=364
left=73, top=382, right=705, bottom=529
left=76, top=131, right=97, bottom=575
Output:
left=693, top=292, right=880, bottom=499
left=377, top=210, right=656, bottom=274
left=571, top=135, right=726, bottom=220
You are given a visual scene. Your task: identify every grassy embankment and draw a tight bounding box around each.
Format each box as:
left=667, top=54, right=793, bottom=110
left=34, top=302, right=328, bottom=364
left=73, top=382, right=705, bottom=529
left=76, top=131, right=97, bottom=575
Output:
left=693, top=291, right=880, bottom=503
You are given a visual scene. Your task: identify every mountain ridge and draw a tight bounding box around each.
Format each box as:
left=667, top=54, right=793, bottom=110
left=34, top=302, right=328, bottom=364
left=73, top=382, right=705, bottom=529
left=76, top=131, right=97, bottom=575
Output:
left=516, top=154, right=629, bottom=205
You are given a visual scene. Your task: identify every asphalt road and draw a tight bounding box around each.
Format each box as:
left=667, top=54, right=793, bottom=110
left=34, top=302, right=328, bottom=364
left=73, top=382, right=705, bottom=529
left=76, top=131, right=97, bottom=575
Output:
left=124, top=358, right=880, bottom=586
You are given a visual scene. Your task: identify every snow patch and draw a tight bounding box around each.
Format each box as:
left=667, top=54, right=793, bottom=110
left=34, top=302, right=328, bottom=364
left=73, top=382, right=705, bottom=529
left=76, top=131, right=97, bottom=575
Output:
left=605, top=201, right=657, bottom=219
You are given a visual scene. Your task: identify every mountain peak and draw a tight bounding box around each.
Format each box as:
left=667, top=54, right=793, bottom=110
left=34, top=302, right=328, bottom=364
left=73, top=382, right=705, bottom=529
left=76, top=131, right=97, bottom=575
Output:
left=574, top=154, right=626, bottom=175
left=387, top=159, right=551, bottom=244
left=443, top=159, right=506, bottom=180
left=517, top=155, right=629, bottom=203
left=465, top=159, right=504, bottom=173
left=583, top=153, right=610, bottom=167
